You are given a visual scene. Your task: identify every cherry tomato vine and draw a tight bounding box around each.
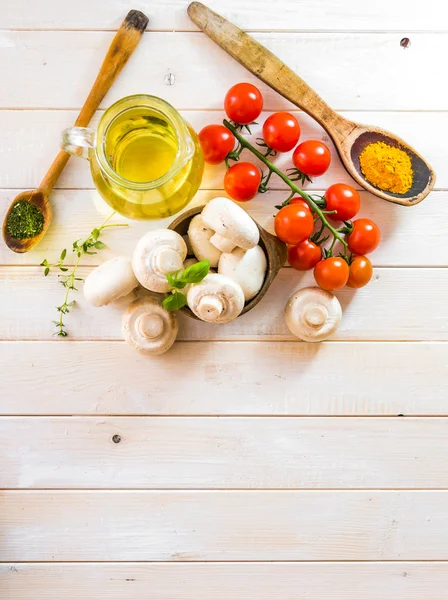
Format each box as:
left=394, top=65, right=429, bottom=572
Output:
left=223, top=118, right=350, bottom=254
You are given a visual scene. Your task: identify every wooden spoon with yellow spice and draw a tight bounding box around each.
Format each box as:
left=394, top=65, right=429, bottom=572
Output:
left=2, top=9, right=149, bottom=254
left=188, top=2, right=435, bottom=206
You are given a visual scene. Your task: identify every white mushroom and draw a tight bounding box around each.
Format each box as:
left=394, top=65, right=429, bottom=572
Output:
left=132, top=229, right=187, bottom=293
left=201, top=197, right=259, bottom=253
left=122, top=296, right=178, bottom=355
left=285, top=287, right=342, bottom=342
left=218, top=245, right=267, bottom=302
left=187, top=273, right=245, bottom=323
left=83, top=256, right=138, bottom=307
left=188, top=214, right=222, bottom=267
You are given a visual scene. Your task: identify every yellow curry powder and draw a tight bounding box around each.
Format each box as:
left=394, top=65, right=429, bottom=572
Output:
left=359, top=141, right=413, bottom=194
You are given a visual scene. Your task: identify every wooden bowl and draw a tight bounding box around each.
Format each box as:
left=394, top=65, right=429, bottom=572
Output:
left=168, top=205, right=287, bottom=320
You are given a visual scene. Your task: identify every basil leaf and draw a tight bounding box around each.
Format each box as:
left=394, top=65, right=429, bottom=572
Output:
left=179, top=260, right=210, bottom=284
left=167, top=272, right=186, bottom=289
left=162, top=291, right=187, bottom=311
left=167, top=273, right=178, bottom=288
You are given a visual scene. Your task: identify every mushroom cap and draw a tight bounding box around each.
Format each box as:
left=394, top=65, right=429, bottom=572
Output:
left=188, top=214, right=222, bottom=267
left=218, top=245, right=267, bottom=302
left=122, top=296, right=178, bottom=355
left=83, top=256, right=138, bottom=307
left=187, top=273, right=245, bottom=323
left=201, top=197, right=259, bottom=253
left=285, top=286, right=342, bottom=342
left=132, top=229, right=187, bottom=293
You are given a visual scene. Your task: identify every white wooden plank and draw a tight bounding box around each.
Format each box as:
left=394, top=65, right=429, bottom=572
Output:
left=0, top=0, right=445, bottom=32
left=1, top=341, right=446, bottom=416
left=1, top=416, right=448, bottom=489
left=0, top=267, right=446, bottom=341
left=0, top=110, right=444, bottom=190
left=2, top=491, right=448, bottom=560
left=3, top=562, right=448, bottom=600
left=0, top=32, right=445, bottom=110
left=0, top=188, right=446, bottom=267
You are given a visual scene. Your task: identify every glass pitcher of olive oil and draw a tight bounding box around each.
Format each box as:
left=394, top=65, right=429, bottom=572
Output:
left=61, top=95, right=204, bottom=219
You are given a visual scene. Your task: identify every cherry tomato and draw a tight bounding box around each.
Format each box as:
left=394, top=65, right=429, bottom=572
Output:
left=324, top=183, right=360, bottom=221
left=198, top=124, right=235, bottom=165
left=224, top=83, right=263, bottom=125
left=274, top=204, right=314, bottom=245
left=346, top=219, right=381, bottom=255
left=347, top=256, right=373, bottom=288
left=262, top=112, right=300, bottom=153
left=224, top=162, right=261, bottom=202
left=288, top=239, right=322, bottom=271
left=292, top=140, right=331, bottom=177
left=314, top=257, right=350, bottom=291
left=289, top=197, right=312, bottom=213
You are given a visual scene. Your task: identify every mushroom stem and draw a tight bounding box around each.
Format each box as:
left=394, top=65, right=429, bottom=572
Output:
left=197, top=295, right=224, bottom=321
left=210, top=233, right=236, bottom=254
left=156, top=248, right=184, bottom=275
left=302, top=304, right=328, bottom=328
left=138, top=313, right=164, bottom=339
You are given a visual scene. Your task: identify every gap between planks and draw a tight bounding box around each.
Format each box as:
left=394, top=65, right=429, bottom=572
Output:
left=3, top=560, right=448, bottom=564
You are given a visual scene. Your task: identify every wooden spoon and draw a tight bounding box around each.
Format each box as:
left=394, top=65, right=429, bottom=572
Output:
left=2, top=9, right=149, bottom=254
left=188, top=2, right=435, bottom=206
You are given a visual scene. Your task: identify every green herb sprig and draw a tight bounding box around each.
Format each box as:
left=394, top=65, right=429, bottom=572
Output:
left=163, top=260, right=210, bottom=311
left=41, top=212, right=128, bottom=337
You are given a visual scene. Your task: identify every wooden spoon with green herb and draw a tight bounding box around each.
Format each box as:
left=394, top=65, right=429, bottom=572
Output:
left=2, top=9, right=148, bottom=254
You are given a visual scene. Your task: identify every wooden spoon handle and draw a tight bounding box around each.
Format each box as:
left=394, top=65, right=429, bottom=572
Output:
left=188, top=2, right=344, bottom=131
left=39, top=9, right=149, bottom=197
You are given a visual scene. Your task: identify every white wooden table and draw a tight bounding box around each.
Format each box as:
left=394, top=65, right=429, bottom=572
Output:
left=1, top=1, right=448, bottom=598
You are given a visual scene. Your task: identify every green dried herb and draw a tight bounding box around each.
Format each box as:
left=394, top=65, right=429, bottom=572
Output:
left=6, top=200, right=44, bottom=239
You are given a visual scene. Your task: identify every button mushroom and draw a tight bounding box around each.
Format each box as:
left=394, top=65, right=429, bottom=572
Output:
left=218, top=245, right=267, bottom=302
left=285, top=287, right=342, bottom=342
left=83, top=256, right=139, bottom=307
left=132, top=229, right=187, bottom=293
left=201, top=197, right=259, bottom=253
left=187, top=273, right=245, bottom=323
left=188, top=214, right=222, bottom=267
left=122, top=296, right=178, bottom=355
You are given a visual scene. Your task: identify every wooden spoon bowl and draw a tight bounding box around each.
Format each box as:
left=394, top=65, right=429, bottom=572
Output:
left=2, top=189, right=51, bottom=254
left=188, top=2, right=435, bottom=206
left=336, top=121, right=435, bottom=204
left=168, top=206, right=287, bottom=320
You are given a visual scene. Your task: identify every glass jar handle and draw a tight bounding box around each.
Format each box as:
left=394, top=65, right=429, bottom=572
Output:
left=61, top=126, right=96, bottom=160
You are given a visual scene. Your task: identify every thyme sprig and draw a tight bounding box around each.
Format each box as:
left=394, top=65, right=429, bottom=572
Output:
left=40, top=213, right=128, bottom=337
left=223, top=119, right=349, bottom=252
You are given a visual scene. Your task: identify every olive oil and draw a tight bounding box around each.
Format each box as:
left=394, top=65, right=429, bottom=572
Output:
left=106, top=110, right=178, bottom=183
left=89, top=96, right=204, bottom=220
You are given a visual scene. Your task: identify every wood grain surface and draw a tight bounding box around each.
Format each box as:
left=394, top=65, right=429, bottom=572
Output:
left=0, top=1, right=447, bottom=598
left=3, top=562, right=448, bottom=600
